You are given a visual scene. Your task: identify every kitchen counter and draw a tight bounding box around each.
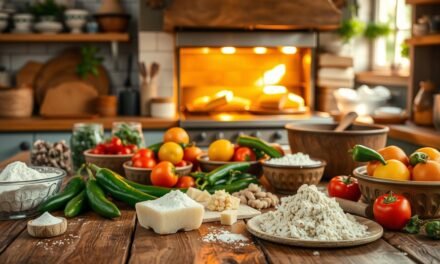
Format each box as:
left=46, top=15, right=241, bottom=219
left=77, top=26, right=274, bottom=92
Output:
left=0, top=152, right=437, bottom=264
left=0, top=117, right=179, bottom=132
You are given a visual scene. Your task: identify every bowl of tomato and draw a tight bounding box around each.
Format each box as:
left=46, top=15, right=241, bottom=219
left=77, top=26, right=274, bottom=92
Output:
left=197, top=154, right=265, bottom=178
left=353, top=165, right=440, bottom=219
left=123, top=160, right=193, bottom=185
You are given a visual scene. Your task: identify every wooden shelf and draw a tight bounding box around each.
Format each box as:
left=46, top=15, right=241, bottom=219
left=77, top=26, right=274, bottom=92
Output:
left=406, top=34, right=440, bottom=46
left=406, top=0, right=440, bottom=5
left=0, top=116, right=178, bottom=132
left=356, top=70, right=409, bottom=86
left=388, top=122, right=440, bottom=149
left=0, top=33, right=130, bottom=43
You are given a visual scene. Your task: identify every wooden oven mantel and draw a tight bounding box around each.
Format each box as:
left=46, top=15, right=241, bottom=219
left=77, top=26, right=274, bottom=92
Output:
left=163, top=0, right=342, bottom=31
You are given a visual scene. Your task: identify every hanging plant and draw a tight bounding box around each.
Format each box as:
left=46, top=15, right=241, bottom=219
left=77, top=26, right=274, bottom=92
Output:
left=76, top=46, right=104, bottom=79
left=364, top=22, right=392, bottom=40
left=337, top=18, right=365, bottom=43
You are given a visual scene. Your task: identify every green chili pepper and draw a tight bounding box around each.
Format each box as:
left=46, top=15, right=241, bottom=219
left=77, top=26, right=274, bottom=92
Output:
left=85, top=168, right=120, bottom=219
left=409, top=152, right=429, bottom=166
left=425, top=221, right=440, bottom=240
left=237, top=136, right=282, bottom=158
left=147, top=142, right=163, bottom=154
left=207, top=177, right=259, bottom=194
left=64, top=190, right=87, bottom=218
left=38, top=175, right=85, bottom=213
left=89, top=164, right=156, bottom=207
left=120, top=177, right=186, bottom=197
left=350, top=145, right=387, bottom=165
left=206, top=162, right=250, bottom=186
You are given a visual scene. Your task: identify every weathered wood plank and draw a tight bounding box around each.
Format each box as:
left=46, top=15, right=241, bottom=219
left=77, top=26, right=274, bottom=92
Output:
left=0, top=220, right=27, bottom=254
left=383, top=231, right=440, bottom=264
left=0, top=208, right=136, bottom=264
left=129, top=220, right=267, bottom=264
left=255, top=239, right=415, bottom=264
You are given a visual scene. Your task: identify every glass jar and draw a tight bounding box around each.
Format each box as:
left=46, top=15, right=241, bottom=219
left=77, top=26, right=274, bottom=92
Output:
left=111, top=122, right=144, bottom=147
left=413, top=81, right=435, bottom=126
left=70, top=123, right=104, bottom=171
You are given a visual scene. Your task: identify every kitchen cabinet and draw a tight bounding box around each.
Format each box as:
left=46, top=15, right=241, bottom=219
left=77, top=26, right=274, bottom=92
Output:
left=0, top=133, right=33, bottom=161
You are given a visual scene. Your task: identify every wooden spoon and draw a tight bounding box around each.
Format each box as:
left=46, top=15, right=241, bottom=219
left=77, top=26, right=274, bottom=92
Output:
left=334, top=112, right=358, bottom=132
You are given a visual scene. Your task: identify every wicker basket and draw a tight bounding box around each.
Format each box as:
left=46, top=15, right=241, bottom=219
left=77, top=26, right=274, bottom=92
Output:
left=262, top=160, right=326, bottom=194
left=123, top=161, right=193, bottom=185
left=84, top=150, right=132, bottom=176
left=353, top=166, right=440, bottom=219
left=0, top=88, right=33, bottom=117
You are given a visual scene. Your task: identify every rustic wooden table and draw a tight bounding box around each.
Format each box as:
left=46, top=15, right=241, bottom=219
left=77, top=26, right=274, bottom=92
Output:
left=0, top=152, right=438, bottom=264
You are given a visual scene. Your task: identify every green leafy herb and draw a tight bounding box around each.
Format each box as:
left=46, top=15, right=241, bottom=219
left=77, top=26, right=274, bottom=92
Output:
left=76, top=46, right=104, bottom=79
left=404, top=215, right=425, bottom=234
left=113, top=123, right=143, bottom=147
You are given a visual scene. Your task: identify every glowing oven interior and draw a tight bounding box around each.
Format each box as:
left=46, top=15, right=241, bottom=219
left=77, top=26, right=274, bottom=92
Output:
left=178, top=46, right=313, bottom=114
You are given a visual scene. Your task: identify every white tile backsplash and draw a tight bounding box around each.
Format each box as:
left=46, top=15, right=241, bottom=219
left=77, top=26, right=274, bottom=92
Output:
left=139, top=51, right=174, bottom=70
left=157, top=32, right=174, bottom=51
left=139, top=32, right=157, bottom=51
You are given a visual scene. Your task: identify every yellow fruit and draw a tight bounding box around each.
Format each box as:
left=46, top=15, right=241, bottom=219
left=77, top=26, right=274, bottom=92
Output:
left=373, top=159, right=410, bottom=181
left=416, top=147, right=440, bottom=163
left=158, top=142, right=184, bottom=164
left=208, top=139, right=234, bottom=162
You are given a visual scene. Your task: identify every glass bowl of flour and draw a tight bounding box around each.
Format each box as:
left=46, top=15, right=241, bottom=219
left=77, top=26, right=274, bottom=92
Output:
left=0, top=161, right=66, bottom=220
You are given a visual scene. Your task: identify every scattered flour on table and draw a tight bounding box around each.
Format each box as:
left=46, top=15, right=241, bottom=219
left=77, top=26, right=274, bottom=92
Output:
left=0, top=161, right=53, bottom=182
left=36, top=233, right=80, bottom=251
left=202, top=227, right=249, bottom=247
left=31, top=212, right=62, bottom=226
left=258, top=184, right=368, bottom=241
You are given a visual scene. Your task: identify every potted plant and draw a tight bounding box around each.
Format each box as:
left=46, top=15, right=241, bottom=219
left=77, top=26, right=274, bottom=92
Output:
left=76, top=45, right=104, bottom=79
left=28, top=0, right=65, bottom=22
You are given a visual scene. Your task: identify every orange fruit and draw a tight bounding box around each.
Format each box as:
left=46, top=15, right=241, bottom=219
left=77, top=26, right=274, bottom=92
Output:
left=416, top=147, right=440, bottom=163
left=413, top=160, right=440, bottom=181
left=366, top=161, right=379, bottom=176
left=373, top=159, right=410, bottom=181
left=378, top=146, right=409, bottom=165
left=163, top=127, right=189, bottom=144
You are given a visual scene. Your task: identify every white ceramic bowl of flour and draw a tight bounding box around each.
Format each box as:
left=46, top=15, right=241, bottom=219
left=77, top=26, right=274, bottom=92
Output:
left=0, top=162, right=66, bottom=220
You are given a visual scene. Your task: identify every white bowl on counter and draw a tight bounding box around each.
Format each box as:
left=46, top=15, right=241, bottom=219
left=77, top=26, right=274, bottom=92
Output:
left=0, top=166, right=66, bottom=220
left=64, top=9, right=88, bottom=33
left=35, top=21, right=63, bottom=34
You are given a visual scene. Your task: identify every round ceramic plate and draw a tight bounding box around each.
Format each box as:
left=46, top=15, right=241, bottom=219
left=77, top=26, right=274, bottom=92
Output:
left=247, top=214, right=383, bottom=248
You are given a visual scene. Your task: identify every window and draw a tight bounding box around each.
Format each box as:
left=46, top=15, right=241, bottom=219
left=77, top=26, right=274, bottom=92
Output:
left=373, top=0, right=411, bottom=70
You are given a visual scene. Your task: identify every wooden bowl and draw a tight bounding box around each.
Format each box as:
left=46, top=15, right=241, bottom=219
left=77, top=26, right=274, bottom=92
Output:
left=197, top=154, right=264, bottom=177
left=123, top=161, right=193, bottom=185
left=84, top=150, right=132, bottom=175
left=285, top=123, right=388, bottom=179
left=353, top=166, right=440, bottom=219
left=94, top=14, right=130, bottom=33
left=262, top=159, right=326, bottom=194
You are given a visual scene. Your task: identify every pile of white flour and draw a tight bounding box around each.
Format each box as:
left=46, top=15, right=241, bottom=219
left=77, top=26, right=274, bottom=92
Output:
left=258, top=184, right=368, bottom=241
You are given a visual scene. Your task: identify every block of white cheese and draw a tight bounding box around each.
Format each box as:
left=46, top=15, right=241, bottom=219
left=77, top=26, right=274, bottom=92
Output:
left=135, top=190, right=204, bottom=235
left=220, top=210, right=237, bottom=225
left=186, top=187, right=211, bottom=203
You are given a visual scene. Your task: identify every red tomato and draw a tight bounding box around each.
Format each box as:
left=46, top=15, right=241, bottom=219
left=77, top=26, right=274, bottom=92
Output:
left=118, top=147, right=132, bottom=155
left=127, top=144, right=138, bottom=153
left=91, top=147, right=104, bottom=154
left=132, top=148, right=155, bottom=161
left=132, top=157, right=156, bottom=168
left=175, top=176, right=195, bottom=188
left=151, top=161, right=178, bottom=187
left=233, top=147, right=256, bottom=162
left=183, top=145, right=203, bottom=164
left=327, top=176, right=361, bottom=201
left=175, top=160, right=188, bottom=167
left=110, top=137, right=122, bottom=147
left=373, top=192, right=412, bottom=230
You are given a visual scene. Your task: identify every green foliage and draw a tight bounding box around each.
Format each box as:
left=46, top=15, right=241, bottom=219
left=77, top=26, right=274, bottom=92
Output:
left=401, top=43, right=409, bottom=58
left=76, top=46, right=104, bottom=79
left=364, top=22, right=392, bottom=40
left=337, top=19, right=365, bottom=43
left=28, top=0, right=65, bottom=18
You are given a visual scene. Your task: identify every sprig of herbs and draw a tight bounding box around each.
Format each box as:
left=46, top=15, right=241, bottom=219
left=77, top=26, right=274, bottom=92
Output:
left=76, top=46, right=104, bottom=79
